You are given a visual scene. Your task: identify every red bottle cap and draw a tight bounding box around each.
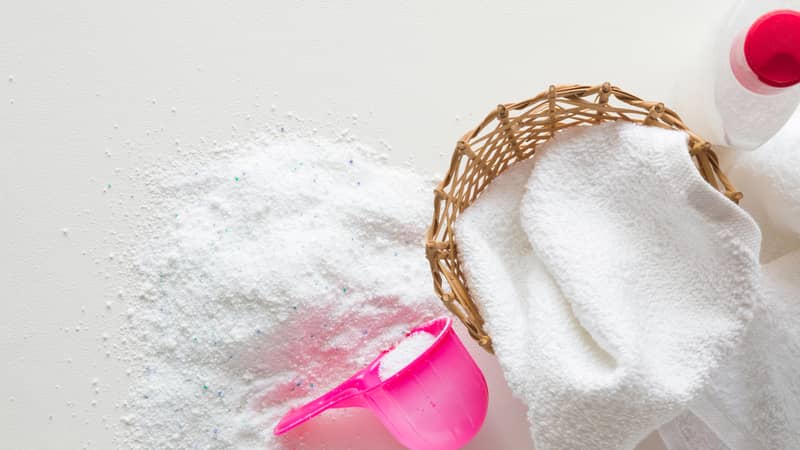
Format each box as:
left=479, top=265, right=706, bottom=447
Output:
left=744, top=9, right=800, bottom=88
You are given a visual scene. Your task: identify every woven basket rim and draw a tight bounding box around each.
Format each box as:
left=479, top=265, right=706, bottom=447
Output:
left=424, top=82, right=741, bottom=353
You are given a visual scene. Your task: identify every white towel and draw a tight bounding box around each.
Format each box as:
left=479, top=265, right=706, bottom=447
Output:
left=697, top=250, right=800, bottom=450
left=661, top=250, right=800, bottom=450
left=658, top=410, right=731, bottom=450
left=455, top=121, right=762, bottom=450
left=663, top=109, right=800, bottom=450
left=727, top=108, right=800, bottom=262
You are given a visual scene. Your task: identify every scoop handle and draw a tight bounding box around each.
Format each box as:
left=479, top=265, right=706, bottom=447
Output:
left=273, top=376, right=365, bottom=435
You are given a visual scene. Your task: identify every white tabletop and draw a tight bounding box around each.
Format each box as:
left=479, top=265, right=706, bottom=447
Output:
left=1, top=0, right=731, bottom=447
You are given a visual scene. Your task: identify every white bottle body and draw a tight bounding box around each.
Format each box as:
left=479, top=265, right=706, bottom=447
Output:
left=674, top=0, right=800, bottom=151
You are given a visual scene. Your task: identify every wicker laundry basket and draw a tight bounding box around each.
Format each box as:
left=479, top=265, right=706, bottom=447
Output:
left=424, top=83, right=742, bottom=353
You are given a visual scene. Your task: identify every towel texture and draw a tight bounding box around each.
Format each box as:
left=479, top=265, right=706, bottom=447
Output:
left=658, top=410, right=730, bottom=450
left=455, top=122, right=762, bottom=450
left=697, top=250, right=800, bottom=450
left=662, top=109, right=800, bottom=450
left=662, top=249, right=800, bottom=450
left=727, top=109, right=800, bottom=261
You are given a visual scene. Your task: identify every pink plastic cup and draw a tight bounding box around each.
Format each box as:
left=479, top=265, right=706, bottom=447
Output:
left=273, top=316, right=488, bottom=450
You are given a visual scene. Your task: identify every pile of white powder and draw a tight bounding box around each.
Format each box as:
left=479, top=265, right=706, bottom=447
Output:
left=116, top=129, right=439, bottom=449
left=378, top=331, right=437, bottom=381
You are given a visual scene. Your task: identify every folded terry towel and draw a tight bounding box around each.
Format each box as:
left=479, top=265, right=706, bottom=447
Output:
left=658, top=410, right=731, bottom=450
left=662, top=249, right=800, bottom=450
left=727, top=108, right=800, bottom=261
left=696, top=250, right=800, bottom=450
left=455, top=121, right=762, bottom=450
left=662, top=108, right=800, bottom=450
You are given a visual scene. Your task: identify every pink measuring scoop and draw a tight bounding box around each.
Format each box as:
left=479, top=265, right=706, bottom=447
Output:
left=273, top=316, right=488, bottom=450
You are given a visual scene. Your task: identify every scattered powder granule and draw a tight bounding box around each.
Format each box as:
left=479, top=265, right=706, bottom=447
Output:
left=115, top=129, right=439, bottom=449
left=378, top=331, right=437, bottom=381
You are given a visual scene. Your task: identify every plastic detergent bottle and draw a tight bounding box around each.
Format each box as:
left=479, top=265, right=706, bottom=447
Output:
left=675, top=1, right=800, bottom=151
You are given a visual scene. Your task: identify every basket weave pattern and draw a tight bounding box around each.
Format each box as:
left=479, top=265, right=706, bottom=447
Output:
left=424, top=83, right=741, bottom=353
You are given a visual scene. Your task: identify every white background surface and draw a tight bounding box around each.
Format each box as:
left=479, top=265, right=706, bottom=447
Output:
left=1, top=0, right=731, bottom=448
